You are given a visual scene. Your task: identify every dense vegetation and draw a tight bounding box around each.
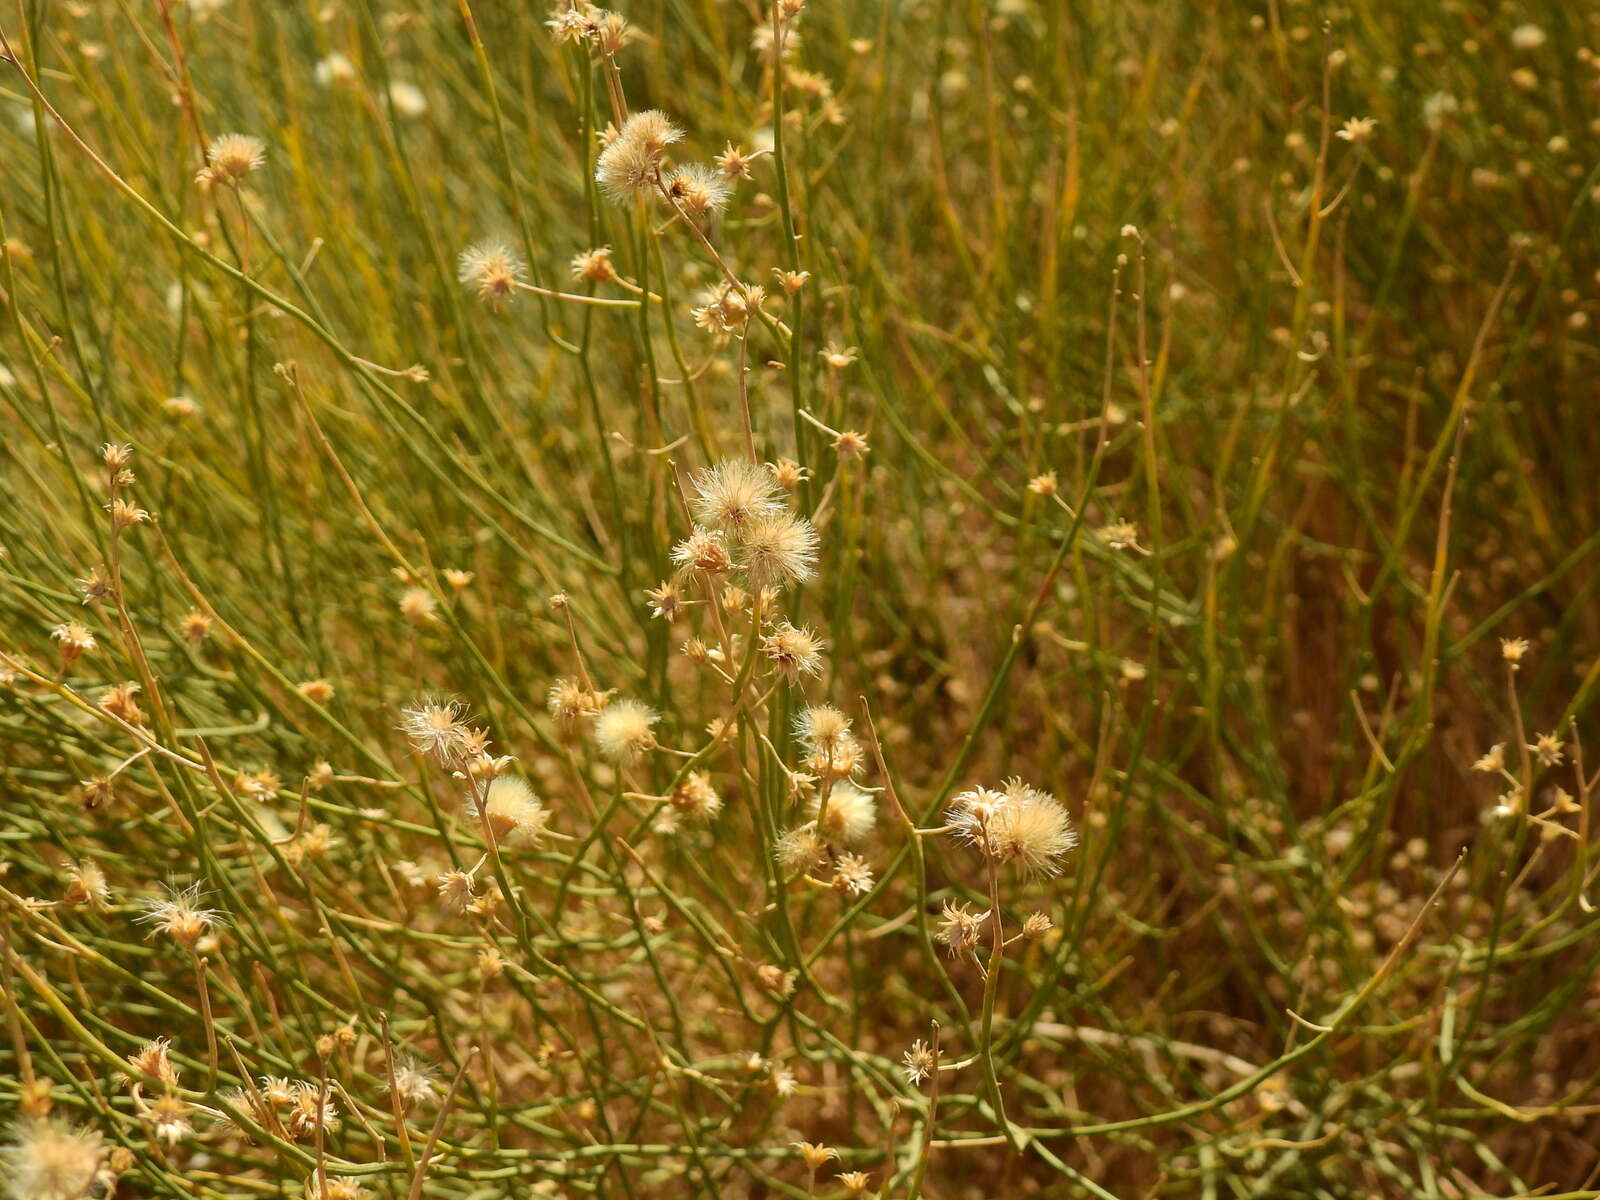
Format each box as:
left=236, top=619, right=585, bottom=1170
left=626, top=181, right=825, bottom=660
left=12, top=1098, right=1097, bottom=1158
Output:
left=4, top=1, right=1600, bottom=1196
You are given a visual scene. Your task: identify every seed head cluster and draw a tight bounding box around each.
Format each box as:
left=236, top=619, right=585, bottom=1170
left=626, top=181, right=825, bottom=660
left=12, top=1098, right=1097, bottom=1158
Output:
left=675, top=461, right=819, bottom=597
left=596, top=109, right=684, bottom=203
left=947, top=778, right=1077, bottom=877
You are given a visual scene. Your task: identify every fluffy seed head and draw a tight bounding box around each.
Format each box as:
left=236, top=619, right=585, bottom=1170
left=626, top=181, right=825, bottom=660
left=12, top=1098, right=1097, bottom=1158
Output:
left=1511, top=22, right=1546, bottom=49
left=205, top=133, right=266, bottom=182
left=664, top=162, right=732, bottom=221
left=398, top=698, right=474, bottom=764
left=314, top=52, right=356, bottom=85
left=138, top=883, right=226, bottom=949
left=457, top=241, right=525, bottom=307
left=947, top=778, right=1076, bottom=876
left=616, top=108, right=681, bottom=155
left=807, top=781, right=876, bottom=845
left=670, top=772, right=723, bottom=821
left=594, top=698, right=659, bottom=764
left=547, top=677, right=605, bottom=733
left=761, top=622, right=825, bottom=679
left=388, top=81, right=428, bottom=117
left=3, top=1117, right=104, bottom=1200
left=259, top=1077, right=297, bottom=1107
left=775, top=825, right=825, bottom=875
left=398, top=587, right=438, bottom=624
left=947, top=786, right=1004, bottom=833
left=595, top=138, right=658, bottom=202
left=739, top=513, right=819, bottom=589
left=387, top=1057, right=438, bottom=1108
left=595, top=109, right=682, bottom=203
left=794, top=705, right=852, bottom=756
left=690, top=460, right=784, bottom=532
left=476, top=775, right=549, bottom=847
left=63, top=862, right=110, bottom=909
left=671, top=526, right=735, bottom=576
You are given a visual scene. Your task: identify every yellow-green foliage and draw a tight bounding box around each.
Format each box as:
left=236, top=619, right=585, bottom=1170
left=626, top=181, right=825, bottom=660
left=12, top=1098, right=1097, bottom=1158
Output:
left=3, top=2, right=1600, bottom=1196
